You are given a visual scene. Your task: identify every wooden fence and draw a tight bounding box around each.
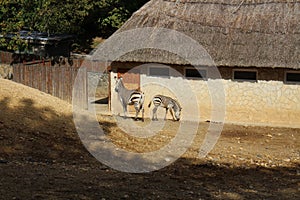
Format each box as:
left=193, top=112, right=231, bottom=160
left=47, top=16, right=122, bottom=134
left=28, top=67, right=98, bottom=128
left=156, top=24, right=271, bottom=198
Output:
left=12, top=59, right=88, bottom=108
left=1, top=50, right=110, bottom=109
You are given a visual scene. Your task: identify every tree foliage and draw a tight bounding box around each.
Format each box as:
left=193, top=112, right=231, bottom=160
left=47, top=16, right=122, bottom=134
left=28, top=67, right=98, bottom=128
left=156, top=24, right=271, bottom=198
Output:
left=0, top=0, right=148, bottom=51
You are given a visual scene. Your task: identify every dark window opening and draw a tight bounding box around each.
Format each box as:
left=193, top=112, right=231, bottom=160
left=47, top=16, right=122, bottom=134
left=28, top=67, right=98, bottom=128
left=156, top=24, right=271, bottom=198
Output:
left=233, top=70, right=257, bottom=81
left=185, top=68, right=207, bottom=79
left=286, top=72, right=300, bottom=83
left=149, top=67, right=169, bottom=77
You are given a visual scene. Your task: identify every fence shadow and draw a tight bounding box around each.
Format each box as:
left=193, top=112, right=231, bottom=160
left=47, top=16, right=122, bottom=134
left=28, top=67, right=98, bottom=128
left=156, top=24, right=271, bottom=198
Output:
left=91, top=97, right=109, bottom=104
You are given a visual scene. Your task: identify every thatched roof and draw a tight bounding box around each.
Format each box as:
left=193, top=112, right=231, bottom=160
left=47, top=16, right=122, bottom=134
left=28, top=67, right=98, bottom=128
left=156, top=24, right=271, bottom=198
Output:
left=112, top=0, right=300, bottom=69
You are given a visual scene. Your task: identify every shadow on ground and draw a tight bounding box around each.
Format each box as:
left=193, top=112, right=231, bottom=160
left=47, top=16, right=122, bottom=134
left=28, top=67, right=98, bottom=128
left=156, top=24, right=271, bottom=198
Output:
left=0, top=97, right=299, bottom=199
left=91, top=97, right=109, bottom=104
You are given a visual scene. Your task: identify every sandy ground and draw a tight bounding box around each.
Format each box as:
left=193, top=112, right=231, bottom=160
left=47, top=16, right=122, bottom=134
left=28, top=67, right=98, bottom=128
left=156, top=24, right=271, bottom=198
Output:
left=0, top=78, right=299, bottom=199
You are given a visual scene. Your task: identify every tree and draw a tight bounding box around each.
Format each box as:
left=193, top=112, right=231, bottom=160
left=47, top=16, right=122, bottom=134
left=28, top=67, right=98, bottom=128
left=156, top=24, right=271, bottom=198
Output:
left=81, top=0, right=149, bottom=38
left=0, top=0, right=149, bottom=52
left=0, top=0, right=93, bottom=51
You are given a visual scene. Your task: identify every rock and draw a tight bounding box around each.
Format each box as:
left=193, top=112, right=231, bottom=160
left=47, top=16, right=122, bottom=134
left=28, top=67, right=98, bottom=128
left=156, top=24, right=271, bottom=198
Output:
left=207, top=156, right=213, bottom=160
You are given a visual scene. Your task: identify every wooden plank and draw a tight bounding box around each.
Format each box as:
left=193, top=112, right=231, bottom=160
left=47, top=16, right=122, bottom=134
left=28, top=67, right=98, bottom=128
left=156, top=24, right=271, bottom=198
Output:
left=40, top=64, right=45, bottom=92
left=19, top=64, right=23, bottom=84
left=73, top=67, right=88, bottom=109
left=60, top=67, right=64, bottom=100
left=29, top=65, right=34, bottom=88
left=64, top=67, right=71, bottom=102
left=12, top=64, right=19, bottom=83
left=9, top=58, right=89, bottom=108
left=47, top=62, right=53, bottom=95
left=53, top=66, right=59, bottom=97
left=24, top=65, right=29, bottom=86
left=70, top=66, right=78, bottom=103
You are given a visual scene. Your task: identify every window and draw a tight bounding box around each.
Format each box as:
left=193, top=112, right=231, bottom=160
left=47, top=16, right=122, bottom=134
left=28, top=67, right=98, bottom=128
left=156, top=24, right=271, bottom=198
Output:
left=149, top=67, right=169, bottom=77
left=285, top=71, right=300, bottom=84
left=185, top=68, right=207, bottom=79
left=233, top=70, right=257, bottom=82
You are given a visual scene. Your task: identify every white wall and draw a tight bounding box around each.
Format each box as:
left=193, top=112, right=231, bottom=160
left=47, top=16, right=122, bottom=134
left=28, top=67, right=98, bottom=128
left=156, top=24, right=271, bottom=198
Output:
left=110, top=65, right=300, bottom=127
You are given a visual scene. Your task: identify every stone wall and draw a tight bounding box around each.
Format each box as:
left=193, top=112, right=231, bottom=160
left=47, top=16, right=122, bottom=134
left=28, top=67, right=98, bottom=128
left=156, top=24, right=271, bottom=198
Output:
left=110, top=65, right=300, bottom=127
left=0, top=64, right=13, bottom=79
left=87, top=72, right=109, bottom=97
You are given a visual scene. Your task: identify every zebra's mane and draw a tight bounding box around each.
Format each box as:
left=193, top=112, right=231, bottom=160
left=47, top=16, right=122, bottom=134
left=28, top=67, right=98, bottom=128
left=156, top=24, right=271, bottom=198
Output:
left=117, top=78, right=125, bottom=88
left=172, top=98, right=181, bottom=111
left=118, top=78, right=141, bottom=93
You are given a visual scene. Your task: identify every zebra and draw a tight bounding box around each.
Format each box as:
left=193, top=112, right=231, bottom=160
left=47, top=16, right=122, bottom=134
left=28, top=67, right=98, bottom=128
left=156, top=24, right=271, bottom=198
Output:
left=114, top=77, right=145, bottom=121
left=148, top=95, right=182, bottom=121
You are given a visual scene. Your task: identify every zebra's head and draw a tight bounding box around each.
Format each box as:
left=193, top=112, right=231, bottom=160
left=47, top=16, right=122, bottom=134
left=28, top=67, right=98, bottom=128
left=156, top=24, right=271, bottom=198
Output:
left=115, top=77, right=123, bottom=92
left=174, top=105, right=182, bottom=121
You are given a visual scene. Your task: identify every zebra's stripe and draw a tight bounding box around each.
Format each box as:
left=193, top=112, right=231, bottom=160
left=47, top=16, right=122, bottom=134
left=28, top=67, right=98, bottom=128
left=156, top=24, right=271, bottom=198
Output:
left=115, top=78, right=145, bottom=121
left=149, top=94, right=181, bottom=121
left=152, top=96, right=162, bottom=106
left=129, top=94, right=143, bottom=103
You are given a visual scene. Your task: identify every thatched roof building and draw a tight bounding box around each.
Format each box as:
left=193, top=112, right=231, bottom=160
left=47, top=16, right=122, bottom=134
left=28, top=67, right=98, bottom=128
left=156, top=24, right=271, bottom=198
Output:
left=115, top=0, right=300, bottom=69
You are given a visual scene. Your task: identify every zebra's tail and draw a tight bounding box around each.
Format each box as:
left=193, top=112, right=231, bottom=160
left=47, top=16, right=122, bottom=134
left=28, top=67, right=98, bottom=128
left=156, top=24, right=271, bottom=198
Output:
left=148, top=99, right=152, bottom=108
left=140, top=92, right=145, bottom=108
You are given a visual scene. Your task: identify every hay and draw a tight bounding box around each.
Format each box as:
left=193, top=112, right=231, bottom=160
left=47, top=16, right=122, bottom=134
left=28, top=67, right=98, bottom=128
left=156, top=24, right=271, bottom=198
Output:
left=114, top=0, right=300, bottom=69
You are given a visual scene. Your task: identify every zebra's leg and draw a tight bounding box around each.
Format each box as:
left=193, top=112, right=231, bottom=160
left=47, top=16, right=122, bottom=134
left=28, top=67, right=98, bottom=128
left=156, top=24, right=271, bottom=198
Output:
left=169, top=108, right=175, bottom=121
left=134, top=104, right=139, bottom=121
left=141, top=104, right=145, bottom=122
left=164, top=108, right=169, bottom=120
left=123, top=103, right=128, bottom=119
left=119, top=97, right=127, bottom=118
left=134, top=109, right=138, bottom=121
left=152, top=106, right=158, bottom=121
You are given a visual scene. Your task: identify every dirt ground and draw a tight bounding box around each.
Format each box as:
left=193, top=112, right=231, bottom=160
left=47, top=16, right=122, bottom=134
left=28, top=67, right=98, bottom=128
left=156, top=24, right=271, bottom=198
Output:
left=0, top=78, right=299, bottom=200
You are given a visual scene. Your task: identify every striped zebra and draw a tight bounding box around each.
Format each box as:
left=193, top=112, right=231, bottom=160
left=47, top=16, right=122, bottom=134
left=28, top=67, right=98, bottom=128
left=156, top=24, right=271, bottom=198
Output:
left=115, top=77, right=145, bottom=121
left=148, top=95, right=182, bottom=121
